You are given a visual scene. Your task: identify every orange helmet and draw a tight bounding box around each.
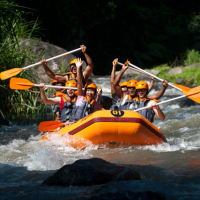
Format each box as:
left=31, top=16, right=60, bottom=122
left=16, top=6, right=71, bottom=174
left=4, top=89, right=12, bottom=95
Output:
left=127, top=79, right=138, bottom=88
left=52, top=79, right=57, bottom=85
left=65, top=80, right=77, bottom=88
left=120, top=81, right=128, bottom=87
left=136, top=81, right=148, bottom=90
left=85, top=82, right=97, bottom=90
left=70, top=59, right=78, bottom=66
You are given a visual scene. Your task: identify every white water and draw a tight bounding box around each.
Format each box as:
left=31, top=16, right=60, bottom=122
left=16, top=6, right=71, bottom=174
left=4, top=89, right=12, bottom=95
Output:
left=0, top=76, right=200, bottom=199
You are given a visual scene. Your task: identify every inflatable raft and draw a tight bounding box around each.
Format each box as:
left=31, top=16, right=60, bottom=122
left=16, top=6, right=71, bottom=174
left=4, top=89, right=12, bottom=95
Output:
left=40, top=110, right=167, bottom=147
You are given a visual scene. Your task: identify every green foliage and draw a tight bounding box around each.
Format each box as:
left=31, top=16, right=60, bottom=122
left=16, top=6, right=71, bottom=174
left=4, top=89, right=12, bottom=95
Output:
left=184, top=49, right=200, bottom=66
left=0, top=0, right=46, bottom=124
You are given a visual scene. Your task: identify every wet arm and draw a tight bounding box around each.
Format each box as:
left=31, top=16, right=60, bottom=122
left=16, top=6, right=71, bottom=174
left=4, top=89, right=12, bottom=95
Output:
left=82, top=45, right=94, bottom=81
left=111, top=58, right=118, bottom=95
left=41, top=59, right=67, bottom=82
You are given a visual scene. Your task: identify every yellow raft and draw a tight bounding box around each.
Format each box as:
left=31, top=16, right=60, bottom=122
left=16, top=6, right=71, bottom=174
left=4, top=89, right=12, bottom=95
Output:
left=40, top=110, right=167, bottom=147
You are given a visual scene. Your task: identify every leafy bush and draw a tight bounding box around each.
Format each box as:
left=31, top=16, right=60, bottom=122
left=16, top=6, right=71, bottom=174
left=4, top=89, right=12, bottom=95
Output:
left=184, top=49, right=200, bottom=66
left=0, top=1, right=47, bottom=124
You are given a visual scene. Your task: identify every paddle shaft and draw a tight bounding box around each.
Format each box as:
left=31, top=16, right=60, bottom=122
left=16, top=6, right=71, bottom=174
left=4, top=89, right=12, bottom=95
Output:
left=134, top=94, right=187, bottom=112
left=128, top=63, right=182, bottom=91
left=23, top=47, right=82, bottom=70
left=117, top=62, right=146, bottom=74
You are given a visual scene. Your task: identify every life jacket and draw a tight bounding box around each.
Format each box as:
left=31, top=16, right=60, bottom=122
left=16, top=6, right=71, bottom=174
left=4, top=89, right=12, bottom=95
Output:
left=131, top=97, right=156, bottom=123
left=52, top=89, right=67, bottom=121
left=110, top=95, right=133, bottom=110
left=64, top=72, right=85, bottom=86
left=58, top=93, right=76, bottom=123
left=69, top=96, right=95, bottom=122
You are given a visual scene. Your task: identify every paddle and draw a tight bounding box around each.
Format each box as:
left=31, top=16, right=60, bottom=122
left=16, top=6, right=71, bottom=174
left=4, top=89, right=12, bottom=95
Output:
left=134, top=86, right=200, bottom=112
left=39, top=121, right=74, bottom=132
left=127, top=62, right=191, bottom=93
left=10, top=78, right=78, bottom=90
left=1, top=47, right=82, bottom=80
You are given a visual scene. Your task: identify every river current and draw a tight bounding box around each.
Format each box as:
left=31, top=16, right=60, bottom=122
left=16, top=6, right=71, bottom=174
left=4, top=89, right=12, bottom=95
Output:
left=0, top=76, right=200, bottom=199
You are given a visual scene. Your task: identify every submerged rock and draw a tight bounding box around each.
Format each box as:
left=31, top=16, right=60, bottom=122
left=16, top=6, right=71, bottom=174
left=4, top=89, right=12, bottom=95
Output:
left=179, top=98, right=196, bottom=108
left=91, top=191, right=166, bottom=200
left=42, top=158, right=141, bottom=186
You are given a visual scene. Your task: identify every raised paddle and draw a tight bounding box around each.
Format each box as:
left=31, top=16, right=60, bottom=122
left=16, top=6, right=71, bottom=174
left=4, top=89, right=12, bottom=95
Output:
left=39, top=121, right=74, bottom=132
left=128, top=62, right=191, bottom=93
left=134, top=86, right=200, bottom=112
left=1, top=47, right=82, bottom=80
left=10, top=78, right=78, bottom=90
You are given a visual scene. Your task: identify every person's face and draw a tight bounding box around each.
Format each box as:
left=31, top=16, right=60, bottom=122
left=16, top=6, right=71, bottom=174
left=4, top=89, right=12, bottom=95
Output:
left=86, top=88, right=95, bottom=100
left=121, top=86, right=127, bottom=92
left=137, top=89, right=147, bottom=98
left=67, top=89, right=75, bottom=98
left=70, top=64, right=77, bottom=74
left=127, top=87, right=136, bottom=97
left=54, top=82, right=64, bottom=91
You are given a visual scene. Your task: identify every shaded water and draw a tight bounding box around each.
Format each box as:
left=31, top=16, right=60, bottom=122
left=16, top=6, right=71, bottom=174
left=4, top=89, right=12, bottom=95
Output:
left=0, top=76, right=200, bottom=199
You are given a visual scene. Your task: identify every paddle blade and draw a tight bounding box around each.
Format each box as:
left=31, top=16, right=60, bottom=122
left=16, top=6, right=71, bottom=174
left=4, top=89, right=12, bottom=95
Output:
left=10, top=78, right=34, bottom=90
left=1, top=68, right=23, bottom=80
left=39, top=121, right=64, bottom=132
left=173, top=84, right=191, bottom=93
left=184, top=86, right=200, bottom=103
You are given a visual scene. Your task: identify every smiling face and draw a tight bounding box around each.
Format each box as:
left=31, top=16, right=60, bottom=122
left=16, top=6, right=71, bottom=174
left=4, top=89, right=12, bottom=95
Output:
left=86, top=88, right=96, bottom=100
left=127, top=87, right=136, bottom=98
left=70, top=64, right=77, bottom=74
left=66, top=89, right=75, bottom=98
left=137, top=89, right=148, bottom=98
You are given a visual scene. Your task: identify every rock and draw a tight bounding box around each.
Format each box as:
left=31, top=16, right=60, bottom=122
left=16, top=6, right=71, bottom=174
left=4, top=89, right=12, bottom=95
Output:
left=19, top=38, right=87, bottom=83
left=91, top=191, right=166, bottom=200
left=167, top=67, right=183, bottom=75
left=179, top=98, right=196, bottom=108
left=176, top=77, right=183, bottom=84
left=0, top=117, right=12, bottom=127
left=99, top=95, right=112, bottom=109
left=42, top=158, right=141, bottom=186
left=150, top=69, right=160, bottom=76
left=185, top=64, right=196, bottom=69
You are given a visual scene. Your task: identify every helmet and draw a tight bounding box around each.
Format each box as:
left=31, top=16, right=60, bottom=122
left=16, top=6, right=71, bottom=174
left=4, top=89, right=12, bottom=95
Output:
left=127, top=79, right=138, bottom=88
left=120, top=81, right=128, bottom=87
left=85, top=82, right=97, bottom=90
left=52, top=79, right=57, bottom=85
left=70, top=59, right=78, bottom=66
left=136, top=81, right=148, bottom=90
left=65, top=80, right=77, bottom=88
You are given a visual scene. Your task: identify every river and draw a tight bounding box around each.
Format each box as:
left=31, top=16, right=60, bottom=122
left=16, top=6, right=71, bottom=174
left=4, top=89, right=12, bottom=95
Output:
left=0, top=76, right=200, bottom=199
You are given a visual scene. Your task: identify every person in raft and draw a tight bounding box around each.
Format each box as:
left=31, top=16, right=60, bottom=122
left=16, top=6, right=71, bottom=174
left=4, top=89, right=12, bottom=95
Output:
left=69, top=58, right=104, bottom=122
left=110, top=58, right=128, bottom=105
left=129, top=81, right=165, bottom=122
left=39, top=80, right=77, bottom=123
left=111, top=60, right=159, bottom=110
left=40, top=45, right=94, bottom=86
left=51, top=78, right=66, bottom=120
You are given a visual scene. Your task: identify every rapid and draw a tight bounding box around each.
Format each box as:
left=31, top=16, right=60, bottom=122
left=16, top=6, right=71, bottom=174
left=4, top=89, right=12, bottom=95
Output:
left=0, top=75, right=200, bottom=199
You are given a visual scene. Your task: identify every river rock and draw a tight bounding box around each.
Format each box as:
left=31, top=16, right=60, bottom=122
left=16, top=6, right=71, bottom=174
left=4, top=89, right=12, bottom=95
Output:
left=19, top=38, right=86, bottom=83
left=176, top=77, right=183, bottom=84
left=0, top=117, right=11, bottom=127
left=91, top=191, right=166, bottom=200
left=179, top=98, right=196, bottom=108
left=42, top=158, right=141, bottom=186
left=167, top=67, right=183, bottom=75
left=150, top=69, right=160, bottom=76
